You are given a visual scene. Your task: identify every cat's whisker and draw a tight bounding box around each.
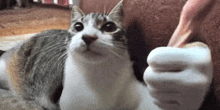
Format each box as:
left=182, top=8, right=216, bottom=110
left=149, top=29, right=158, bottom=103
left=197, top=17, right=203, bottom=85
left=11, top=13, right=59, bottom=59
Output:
left=42, top=39, right=67, bottom=50
left=46, top=50, right=67, bottom=67
left=99, top=40, right=127, bottom=50
left=110, top=44, right=127, bottom=50
left=112, top=41, right=127, bottom=46
left=113, top=45, right=127, bottom=50
left=101, top=40, right=127, bottom=47
left=60, top=52, right=68, bottom=59
left=35, top=43, right=67, bottom=57
left=107, top=49, right=126, bottom=60
left=52, top=51, right=67, bottom=68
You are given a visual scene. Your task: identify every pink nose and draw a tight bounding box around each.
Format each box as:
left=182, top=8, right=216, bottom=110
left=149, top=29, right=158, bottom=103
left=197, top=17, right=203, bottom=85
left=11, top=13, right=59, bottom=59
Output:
left=82, top=35, right=98, bottom=45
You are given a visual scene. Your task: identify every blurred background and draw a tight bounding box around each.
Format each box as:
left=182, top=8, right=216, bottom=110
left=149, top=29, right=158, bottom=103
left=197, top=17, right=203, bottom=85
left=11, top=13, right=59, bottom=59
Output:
left=0, top=0, right=77, bottom=36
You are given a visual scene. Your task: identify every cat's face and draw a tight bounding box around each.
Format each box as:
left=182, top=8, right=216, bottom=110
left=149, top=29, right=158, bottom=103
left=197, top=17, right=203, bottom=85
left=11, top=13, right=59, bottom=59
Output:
left=68, top=1, right=128, bottom=63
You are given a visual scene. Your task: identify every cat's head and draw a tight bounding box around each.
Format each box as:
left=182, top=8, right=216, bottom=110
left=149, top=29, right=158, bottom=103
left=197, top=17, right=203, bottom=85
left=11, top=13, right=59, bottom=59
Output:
left=68, top=1, right=129, bottom=64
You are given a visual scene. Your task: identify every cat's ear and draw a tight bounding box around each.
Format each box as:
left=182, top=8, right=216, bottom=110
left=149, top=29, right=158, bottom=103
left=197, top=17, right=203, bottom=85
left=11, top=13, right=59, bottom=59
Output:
left=71, top=6, right=85, bottom=21
left=108, top=0, right=124, bottom=23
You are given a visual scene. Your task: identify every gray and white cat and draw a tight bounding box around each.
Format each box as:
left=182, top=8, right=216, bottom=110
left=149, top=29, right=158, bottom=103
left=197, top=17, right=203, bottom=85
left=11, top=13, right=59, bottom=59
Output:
left=0, top=1, right=158, bottom=110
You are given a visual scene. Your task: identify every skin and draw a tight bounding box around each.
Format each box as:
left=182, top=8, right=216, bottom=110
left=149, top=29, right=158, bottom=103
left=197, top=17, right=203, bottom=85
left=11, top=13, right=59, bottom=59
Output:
left=168, top=0, right=216, bottom=47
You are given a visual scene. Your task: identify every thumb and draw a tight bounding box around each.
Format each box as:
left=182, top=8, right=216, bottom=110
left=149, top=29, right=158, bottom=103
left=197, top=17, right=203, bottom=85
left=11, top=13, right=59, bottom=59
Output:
left=168, top=0, right=216, bottom=47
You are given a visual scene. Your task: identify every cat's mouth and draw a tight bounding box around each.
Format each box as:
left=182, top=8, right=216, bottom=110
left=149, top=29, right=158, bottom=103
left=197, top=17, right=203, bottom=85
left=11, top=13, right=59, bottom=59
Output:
left=82, top=49, right=103, bottom=56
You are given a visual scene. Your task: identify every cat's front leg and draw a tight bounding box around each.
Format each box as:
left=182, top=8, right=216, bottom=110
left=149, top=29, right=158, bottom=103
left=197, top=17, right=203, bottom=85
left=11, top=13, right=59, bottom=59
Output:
left=144, top=42, right=212, bottom=110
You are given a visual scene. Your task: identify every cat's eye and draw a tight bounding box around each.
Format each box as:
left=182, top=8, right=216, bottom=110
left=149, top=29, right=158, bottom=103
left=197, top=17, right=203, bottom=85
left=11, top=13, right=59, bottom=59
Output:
left=101, top=22, right=117, bottom=32
left=74, top=22, right=84, bottom=32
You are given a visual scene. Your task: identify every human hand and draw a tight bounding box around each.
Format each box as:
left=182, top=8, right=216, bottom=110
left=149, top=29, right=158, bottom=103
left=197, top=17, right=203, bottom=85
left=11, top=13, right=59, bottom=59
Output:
left=144, top=42, right=213, bottom=110
left=168, top=0, right=216, bottom=47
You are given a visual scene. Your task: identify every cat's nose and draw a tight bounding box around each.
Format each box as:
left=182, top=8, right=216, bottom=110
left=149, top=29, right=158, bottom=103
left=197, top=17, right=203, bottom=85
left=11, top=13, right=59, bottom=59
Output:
left=82, top=35, right=98, bottom=45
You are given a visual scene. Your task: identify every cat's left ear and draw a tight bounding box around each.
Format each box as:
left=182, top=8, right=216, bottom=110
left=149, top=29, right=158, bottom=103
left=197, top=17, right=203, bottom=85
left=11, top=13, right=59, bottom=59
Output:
left=108, top=0, right=124, bottom=23
left=71, top=6, right=85, bottom=21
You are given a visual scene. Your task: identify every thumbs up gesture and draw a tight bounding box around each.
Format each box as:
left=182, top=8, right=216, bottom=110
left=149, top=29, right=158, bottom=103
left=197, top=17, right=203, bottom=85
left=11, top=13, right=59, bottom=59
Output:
left=144, top=0, right=215, bottom=109
left=144, top=43, right=212, bottom=110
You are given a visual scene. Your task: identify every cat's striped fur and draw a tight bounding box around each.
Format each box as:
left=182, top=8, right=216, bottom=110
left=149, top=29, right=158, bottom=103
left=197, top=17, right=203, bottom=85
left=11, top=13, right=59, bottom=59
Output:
left=7, top=30, right=70, bottom=109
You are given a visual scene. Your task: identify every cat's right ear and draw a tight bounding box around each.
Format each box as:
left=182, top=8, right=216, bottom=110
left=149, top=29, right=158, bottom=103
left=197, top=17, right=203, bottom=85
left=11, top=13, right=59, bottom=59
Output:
left=108, top=0, right=124, bottom=23
left=71, top=6, right=85, bottom=21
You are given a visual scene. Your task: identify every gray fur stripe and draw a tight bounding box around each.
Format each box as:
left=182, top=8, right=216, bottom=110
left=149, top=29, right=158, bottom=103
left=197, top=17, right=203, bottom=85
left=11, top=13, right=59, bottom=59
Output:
left=15, top=30, right=69, bottom=103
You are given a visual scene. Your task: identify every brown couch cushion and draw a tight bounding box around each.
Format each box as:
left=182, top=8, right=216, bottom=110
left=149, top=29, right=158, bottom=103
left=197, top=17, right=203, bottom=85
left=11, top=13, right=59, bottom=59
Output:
left=80, top=0, right=220, bottom=109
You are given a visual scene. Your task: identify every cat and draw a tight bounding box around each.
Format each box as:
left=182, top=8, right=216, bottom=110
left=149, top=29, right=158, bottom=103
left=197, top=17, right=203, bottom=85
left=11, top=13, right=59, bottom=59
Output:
left=0, top=0, right=158, bottom=110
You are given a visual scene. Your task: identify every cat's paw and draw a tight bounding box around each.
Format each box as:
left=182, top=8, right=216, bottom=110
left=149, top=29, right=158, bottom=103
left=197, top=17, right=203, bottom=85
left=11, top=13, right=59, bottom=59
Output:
left=144, top=44, right=212, bottom=110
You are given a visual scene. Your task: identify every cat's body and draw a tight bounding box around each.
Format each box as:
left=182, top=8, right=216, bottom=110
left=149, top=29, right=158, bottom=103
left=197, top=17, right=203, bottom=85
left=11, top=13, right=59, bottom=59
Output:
left=0, top=1, right=158, bottom=110
left=2, top=29, right=155, bottom=110
left=5, top=30, right=69, bottom=109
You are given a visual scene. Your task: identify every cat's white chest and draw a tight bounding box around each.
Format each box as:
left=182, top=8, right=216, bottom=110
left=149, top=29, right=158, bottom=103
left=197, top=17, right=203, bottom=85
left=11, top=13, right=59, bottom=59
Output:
left=59, top=59, right=109, bottom=109
left=59, top=55, right=144, bottom=110
left=59, top=52, right=160, bottom=110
